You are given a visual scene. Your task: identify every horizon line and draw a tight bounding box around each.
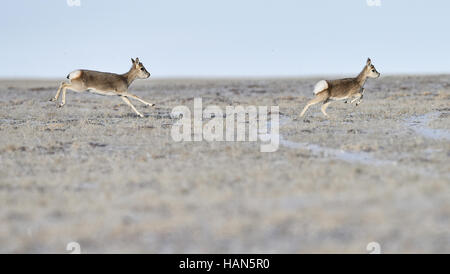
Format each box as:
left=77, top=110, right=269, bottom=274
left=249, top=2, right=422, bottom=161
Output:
left=0, top=72, right=449, bottom=81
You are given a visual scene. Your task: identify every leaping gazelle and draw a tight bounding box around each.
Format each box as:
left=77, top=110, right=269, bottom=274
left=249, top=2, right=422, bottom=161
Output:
left=300, top=58, right=380, bottom=118
left=50, top=58, right=155, bottom=117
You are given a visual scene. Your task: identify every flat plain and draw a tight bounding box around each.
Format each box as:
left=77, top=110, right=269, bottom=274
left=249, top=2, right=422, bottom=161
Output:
left=0, top=75, right=449, bottom=253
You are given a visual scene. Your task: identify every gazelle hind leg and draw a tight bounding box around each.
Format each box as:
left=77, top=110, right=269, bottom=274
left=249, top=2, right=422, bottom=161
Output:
left=60, top=85, right=69, bottom=107
left=321, top=101, right=332, bottom=117
left=121, top=96, right=144, bottom=118
left=50, top=82, right=66, bottom=102
left=59, top=83, right=78, bottom=107
left=125, top=93, right=155, bottom=106
left=57, top=82, right=85, bottom=108
left=300, top=92, right=328, bottom=117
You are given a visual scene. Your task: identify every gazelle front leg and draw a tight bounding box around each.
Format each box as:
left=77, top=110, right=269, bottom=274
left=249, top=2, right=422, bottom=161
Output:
left=350, top=95, right=360, bottom=104
left=356, top=94, right=363, bottom=106
left=345, top=96, right=352, bottom=104
left=121, top=96, right=144, bottom=118
left=125, top=93, right=155, bottom=107
left=351, top=89, right=364, bottom=106
left=356, top=88, right=364, bottom=106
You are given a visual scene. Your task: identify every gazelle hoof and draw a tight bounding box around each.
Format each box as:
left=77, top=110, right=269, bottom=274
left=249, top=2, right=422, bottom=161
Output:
left=58, top=103, right=65, bottom=108
left=50, top=98, right=56, bottom=102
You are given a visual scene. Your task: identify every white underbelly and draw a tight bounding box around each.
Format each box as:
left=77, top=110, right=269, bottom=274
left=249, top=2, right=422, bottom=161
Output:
left=330, top=96, right=348, bottom=101
left=88, top=88, right=117, bottom=96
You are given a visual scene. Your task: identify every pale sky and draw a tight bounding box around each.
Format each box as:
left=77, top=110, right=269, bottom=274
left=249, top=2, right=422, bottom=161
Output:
left=1, top=0, right=449, bottom=78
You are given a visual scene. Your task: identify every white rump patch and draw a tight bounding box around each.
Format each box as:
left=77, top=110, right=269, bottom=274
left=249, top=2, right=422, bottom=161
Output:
left=68, top=70, right=82, bottom=80
left=313, top=80, right=328, bottom=94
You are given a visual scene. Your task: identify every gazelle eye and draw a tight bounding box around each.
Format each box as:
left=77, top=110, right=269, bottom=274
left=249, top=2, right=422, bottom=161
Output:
left=372, top=69, right=375, bottom=72
left=141, top=67, right=145, bottom=71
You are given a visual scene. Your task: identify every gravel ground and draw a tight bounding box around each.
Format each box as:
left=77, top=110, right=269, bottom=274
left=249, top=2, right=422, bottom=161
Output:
left=0, top=75, right=449, bottom=253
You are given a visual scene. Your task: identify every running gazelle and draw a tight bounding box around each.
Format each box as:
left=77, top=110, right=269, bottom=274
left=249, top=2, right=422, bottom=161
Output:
left=50, top=58, right=154, bottom=117
left=300, top=58, right=380, bottom=117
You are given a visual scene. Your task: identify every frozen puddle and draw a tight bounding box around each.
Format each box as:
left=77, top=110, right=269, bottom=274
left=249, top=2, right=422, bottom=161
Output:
left=405, top=112, right=450, bottom=141
left=263, top=115, right=394, bottom=165
left=280, top=138, right=391, bottom=165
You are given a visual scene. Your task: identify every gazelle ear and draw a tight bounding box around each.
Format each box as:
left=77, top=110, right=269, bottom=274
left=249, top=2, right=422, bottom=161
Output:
left=131, top=58, right=135, bottom=64
left=135, top=57, right=140, bottom=64
left=366, top=58, right=372, bottom=66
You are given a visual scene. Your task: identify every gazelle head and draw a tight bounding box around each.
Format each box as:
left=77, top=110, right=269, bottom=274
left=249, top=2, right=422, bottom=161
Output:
left=364, top=58, right=380, bottom=78
left=131, top=57, right=151, bottom=79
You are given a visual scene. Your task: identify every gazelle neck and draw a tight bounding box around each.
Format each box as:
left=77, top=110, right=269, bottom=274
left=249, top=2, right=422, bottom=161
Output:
left=356, top=67, right=368, bottom=87
left=123, top=66, right=139, bottom=87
